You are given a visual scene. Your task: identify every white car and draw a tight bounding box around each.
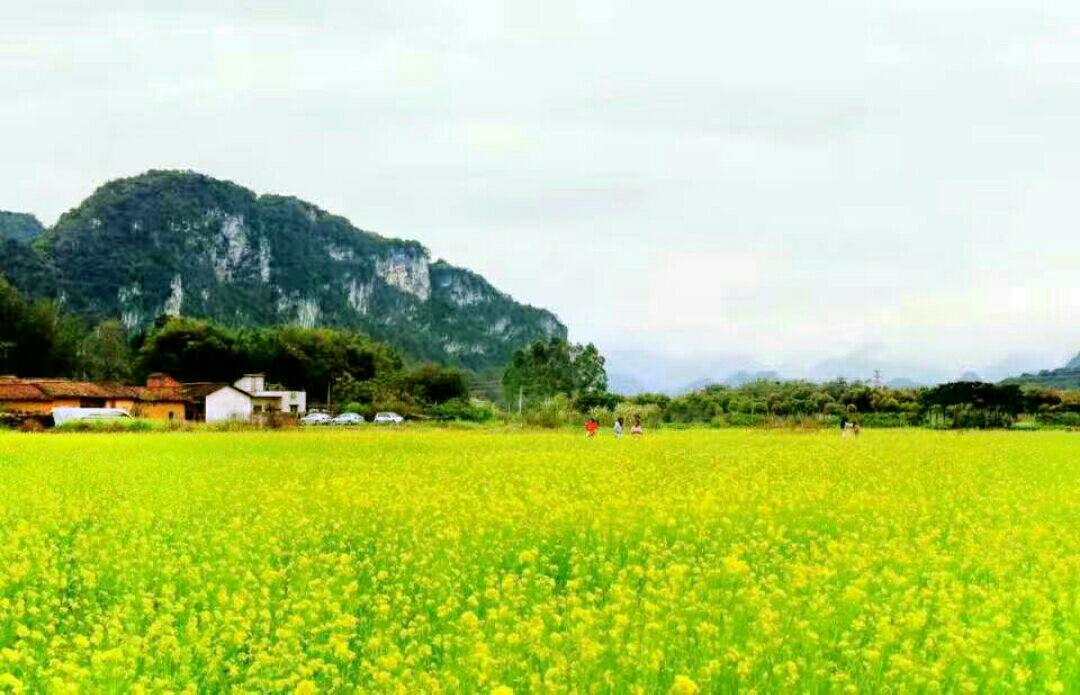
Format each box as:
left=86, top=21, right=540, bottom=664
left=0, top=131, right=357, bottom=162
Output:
left=300, top=412, right=332, bottom=425
left=373, top=411, right=404, bottom=424
left=331, top=412, right=365, bottom=426
left=52, top=407, right=133, bottom=427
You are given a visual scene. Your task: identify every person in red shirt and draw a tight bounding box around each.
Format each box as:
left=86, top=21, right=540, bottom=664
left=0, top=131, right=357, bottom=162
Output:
left=584, top=418, right=599, bottom=437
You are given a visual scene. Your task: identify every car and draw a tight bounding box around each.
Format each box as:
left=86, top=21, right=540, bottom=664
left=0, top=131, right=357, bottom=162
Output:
left=331, top=412, right=365, bottom=426
left=373, top=411, right=404, bottom=424
left=300, top=412, right=332, bottom=425
left=51, top=407, right=133, bottom=427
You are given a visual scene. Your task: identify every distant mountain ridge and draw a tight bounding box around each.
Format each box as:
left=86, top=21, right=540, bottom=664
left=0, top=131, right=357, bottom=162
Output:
left=0, top=170, right=566, bottom=369
left=1001, top=352, right=1080, bottom=389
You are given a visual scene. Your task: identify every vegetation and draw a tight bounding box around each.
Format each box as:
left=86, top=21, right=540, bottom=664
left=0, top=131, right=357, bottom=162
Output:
left=501, top=337, right=607, bottom=404
left=0, top=211, right=43, bottom=243
left=0, top=429, right=1076, bottom=691
left=1001, top=353, right=1080, bottom=389
left=507, top=372, right=1080, bottom=429
left=0, top=277, right=83, bottom=377
left=0, top=171, right=565, bottom=371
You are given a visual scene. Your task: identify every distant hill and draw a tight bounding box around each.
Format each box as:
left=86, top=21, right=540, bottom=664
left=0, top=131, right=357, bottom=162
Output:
left=1001, top=352, right=1080, bottom=389
left=674, top=370, right=784, bottom=394
left=0, top=211, right=43, bottom=243
left=0, top=171, right=565, bottom=370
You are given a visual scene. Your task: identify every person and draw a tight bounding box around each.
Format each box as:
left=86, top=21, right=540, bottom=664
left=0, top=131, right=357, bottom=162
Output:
left=613, top=417, right=624, bottom=437
left=839, top=416, right=848, bottom=433
left=853, top=421, right=861, bottom=436
left=585, top=418, right=598, bottom=438
left=630, top=415, right=643, bottom=436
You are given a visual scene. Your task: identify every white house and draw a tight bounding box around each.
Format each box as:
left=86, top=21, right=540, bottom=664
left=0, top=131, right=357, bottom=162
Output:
left=233, top=374, right=306, bottom=416
left=183, top=374, right=306, bottom=422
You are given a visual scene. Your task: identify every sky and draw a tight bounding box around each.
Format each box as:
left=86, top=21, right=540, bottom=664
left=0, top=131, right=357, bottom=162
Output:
left=3, top=1, right=1079, bottom=388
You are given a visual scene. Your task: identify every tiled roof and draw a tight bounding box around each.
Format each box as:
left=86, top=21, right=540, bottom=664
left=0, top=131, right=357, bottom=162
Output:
left=0, top=382, right=48, bottom=401
left=136, top=387, right=187, bottom=402
left=0, top=379, right=189, bottom=403
left=34, top=380, right=112, bottom=398
left=182, top=382, right=235, bottom=399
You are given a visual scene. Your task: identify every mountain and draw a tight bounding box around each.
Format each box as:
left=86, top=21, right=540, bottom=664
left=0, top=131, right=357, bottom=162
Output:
left=0, top=211, right=43, bottom=243
left=0, top=171, right=565, bottom=370
left=1001, top=352, right=1080, bottom=389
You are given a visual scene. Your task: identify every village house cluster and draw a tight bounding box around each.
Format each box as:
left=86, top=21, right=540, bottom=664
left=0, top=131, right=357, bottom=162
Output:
left=0, top=373, right=306, bottom=425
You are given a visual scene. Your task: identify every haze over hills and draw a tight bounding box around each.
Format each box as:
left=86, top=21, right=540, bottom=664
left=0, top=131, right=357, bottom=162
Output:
left=604, top=347, right=1073, bottom=395
left=1001, top=352, right=1080, bottom=389
left=0, top=171, right=565, bottom=371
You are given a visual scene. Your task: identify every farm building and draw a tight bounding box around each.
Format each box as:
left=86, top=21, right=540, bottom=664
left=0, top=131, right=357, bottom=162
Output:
left=183, top=374, right=306, bottom=422
left=0, top=373, right=187, bottom=422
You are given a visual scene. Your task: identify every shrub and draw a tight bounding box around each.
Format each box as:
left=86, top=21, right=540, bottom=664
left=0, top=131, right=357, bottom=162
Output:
left=434, top=398, right=496, bottom=422
left=525, top=394, right=576, bottom=429
left=613, top=402, right=662, bottom=428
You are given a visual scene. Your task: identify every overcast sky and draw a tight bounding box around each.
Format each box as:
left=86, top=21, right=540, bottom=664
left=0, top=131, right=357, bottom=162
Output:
left=3, top=1, right=1079, bottom=382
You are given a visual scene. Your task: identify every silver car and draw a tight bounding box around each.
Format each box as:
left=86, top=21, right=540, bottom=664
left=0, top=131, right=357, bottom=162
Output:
left=373, top=411, right=404, bottom=424
left=300, top=412, right=332, bottom=425
left=331, top=412, right=365, bottom=426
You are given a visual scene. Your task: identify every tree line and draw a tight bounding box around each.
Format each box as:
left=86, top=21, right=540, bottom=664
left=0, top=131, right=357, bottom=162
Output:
left=0, top=278, right=475, bottom=419
left=5, top=275, right=1078, bottom=428
left=501, top=337, right=1080, bottom=429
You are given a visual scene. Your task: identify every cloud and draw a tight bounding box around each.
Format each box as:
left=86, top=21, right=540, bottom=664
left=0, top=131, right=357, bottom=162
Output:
left=1, top=0, right=1079, bottom=379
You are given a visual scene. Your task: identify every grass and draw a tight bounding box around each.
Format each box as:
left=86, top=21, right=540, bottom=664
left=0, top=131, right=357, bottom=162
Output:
left=0, top=429, right=1077, bottom=692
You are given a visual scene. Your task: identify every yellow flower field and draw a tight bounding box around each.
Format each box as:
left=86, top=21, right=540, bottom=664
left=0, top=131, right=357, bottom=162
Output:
left=0, top=429, right=1077, bottom=692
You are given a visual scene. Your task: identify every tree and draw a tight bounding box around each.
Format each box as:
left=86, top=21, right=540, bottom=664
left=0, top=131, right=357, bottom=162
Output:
left=501, top=337, right=608, bottom=402
left=405, top=364, right=469, bottom=405
left=0, top=276, right=82, bottom=377
left=81, top=319, right=133, bottom=382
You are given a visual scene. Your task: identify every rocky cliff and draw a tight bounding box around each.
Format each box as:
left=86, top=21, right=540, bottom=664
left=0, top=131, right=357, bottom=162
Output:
left=0, top=171, right=566, bottom=369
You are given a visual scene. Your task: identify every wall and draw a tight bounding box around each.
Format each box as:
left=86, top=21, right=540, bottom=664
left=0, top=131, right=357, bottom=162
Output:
left=135, top=402, right=186, bottom=422
left=0, top=400, right=77, bottom=414
left=234, top=375, right=266, bottom=393
left=205, top=388, right=252, bottom=422
left=259, top=390, right=306, bottom=414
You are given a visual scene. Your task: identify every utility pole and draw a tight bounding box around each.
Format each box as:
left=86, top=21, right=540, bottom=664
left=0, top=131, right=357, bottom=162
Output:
left=518, top=386, right=523, bottom=425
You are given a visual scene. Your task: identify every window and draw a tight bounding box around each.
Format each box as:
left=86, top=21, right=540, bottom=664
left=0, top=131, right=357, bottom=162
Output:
left=290, top=405, right=298, bottom=414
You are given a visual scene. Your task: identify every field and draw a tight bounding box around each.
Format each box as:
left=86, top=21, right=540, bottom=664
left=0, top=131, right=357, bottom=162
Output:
left=0, top=429, right=1077, bottom=693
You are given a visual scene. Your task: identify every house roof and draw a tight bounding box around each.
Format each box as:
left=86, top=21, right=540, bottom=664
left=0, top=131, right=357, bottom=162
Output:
left=33, top=380, right=113, bottom=399
left=0, top=382, right=48, bottom=401
left=183, top=382, right=252, bottom=400
left=0, top=379, right=189, bottom=403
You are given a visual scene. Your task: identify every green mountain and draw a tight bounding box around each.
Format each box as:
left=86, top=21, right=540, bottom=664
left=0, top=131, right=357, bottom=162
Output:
left=0, top=211, right=44, bottom=243
left=1001, top=353, right=1080, bottom=389
left=0, top=171, right=565, bottom=369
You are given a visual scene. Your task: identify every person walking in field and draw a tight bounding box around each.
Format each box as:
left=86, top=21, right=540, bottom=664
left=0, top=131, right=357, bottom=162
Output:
left=613, top=417, right=624, bottom=437
left=630, top=415, right=643, bottom=436
left=585, top=418, right=599, bottom=438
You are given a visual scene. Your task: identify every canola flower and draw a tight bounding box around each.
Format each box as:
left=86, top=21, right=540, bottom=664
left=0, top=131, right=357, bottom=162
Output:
left=0, top=428, right=1077, bottom=692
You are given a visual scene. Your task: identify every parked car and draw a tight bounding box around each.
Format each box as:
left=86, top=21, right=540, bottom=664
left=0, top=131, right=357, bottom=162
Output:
left=331, top=412, right=365, bottom=426
left=51, top=407, right=133, bottom=427
left=373, top=411, right=404, bottom=424
left=300, top=412, right=332, bottom=425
